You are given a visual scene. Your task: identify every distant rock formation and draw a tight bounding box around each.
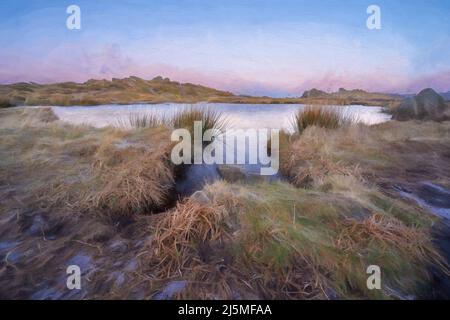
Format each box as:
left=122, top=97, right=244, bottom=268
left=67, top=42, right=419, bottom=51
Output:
left=392, top=88, right=449, bottom=121
left=301, top=88, right=327, bottom=98
left=300, top=87, right=399, bottom=106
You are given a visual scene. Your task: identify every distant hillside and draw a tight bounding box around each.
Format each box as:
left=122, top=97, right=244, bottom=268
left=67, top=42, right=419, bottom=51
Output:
left=301, top=88, right=400, bottom=106
left=0, top=76, right=402, bottom=107
left=0, top=76, right=237, bottom=106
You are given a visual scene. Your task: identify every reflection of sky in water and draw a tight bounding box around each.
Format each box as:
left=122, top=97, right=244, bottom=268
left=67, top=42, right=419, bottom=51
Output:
left=53, top=103, right=391, bottom=131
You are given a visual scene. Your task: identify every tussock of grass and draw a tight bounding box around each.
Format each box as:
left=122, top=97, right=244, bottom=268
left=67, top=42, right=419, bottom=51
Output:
left=151, top=198, right=230, bottom=278
left=88, top=147, right=174, bottom=216
left=281, top=121, right=450, bottom=188
left=292, top=106, right=355, bottom=134
left=147, top=179, right=445, bottom=299
left=115, top=107, right=228, bottom=135
left=0, top=107, right=176, bottom=217
left=73, top=126, right=176, bottom=216
left=172, top=106, right=227, bottom=135
left=116, top=112, right=169, bottom=129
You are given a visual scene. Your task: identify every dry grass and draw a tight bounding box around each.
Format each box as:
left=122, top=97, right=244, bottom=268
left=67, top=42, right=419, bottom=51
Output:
left=281, top=121, right=450, bottom=188
left=116, top=112, right=170, bottom=129
left=145, top=119, right=450, bottom=299
left=172, top=106, right=228, bottom=135
left=87, top=144, right=174, bottom=216
left=0, top=107, right=176, bottom=218
left=151, top=199, right=230, bottom=277
left=0, top=107, right=181, bottom=299
left=292, top=106, right=355, bottom=134
left=145, top=178, right=446, bottom=299
left=115, top=107, right=228, bottom=134
left=1, top=107, right=449, bottom=300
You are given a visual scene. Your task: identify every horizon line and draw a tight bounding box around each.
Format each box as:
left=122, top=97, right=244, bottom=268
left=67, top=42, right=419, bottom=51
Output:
left=1, top=75, right=447, bottom=97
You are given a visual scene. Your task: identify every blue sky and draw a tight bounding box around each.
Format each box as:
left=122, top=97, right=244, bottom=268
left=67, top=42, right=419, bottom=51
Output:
left=0, top=0, right=449, bottom=95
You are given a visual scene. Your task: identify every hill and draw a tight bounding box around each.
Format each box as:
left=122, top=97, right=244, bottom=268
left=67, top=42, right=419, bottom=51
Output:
left=0, top=76, right=237, bottom=106
left=0, top=76, right=401, bottom=107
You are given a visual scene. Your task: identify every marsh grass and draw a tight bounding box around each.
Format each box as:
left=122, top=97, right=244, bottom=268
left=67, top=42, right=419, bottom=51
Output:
left=147, top=119, right=450, bottom=299
left=87, top=144, right=175, bottom=216
left=292, top=106, right=356, bottom=134
left=171, top=106, right=228, bottom=135
left=0, top=107, right=176, bottom=218
left=148, top=178, right=447, bottom=299
left=281, top=120, right=450, bottom=189
left=116, top=112, right=170, bottom=129
left=2, top=107, right=450, bottom=300
left=151, top=198, right=230, bottom=277
left=116, top=107, right=228, bottom=135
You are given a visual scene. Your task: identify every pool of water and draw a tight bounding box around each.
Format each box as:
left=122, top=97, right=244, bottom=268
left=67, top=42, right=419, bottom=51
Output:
left=52, top=103, right=391, bottom=195
left=52, top=103, right=391, bottom=131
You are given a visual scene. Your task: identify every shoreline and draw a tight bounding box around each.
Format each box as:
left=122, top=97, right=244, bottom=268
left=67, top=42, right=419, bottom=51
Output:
left=2, top=98, right=393, bottom=108
left=0, top=76, right=402, bottom=108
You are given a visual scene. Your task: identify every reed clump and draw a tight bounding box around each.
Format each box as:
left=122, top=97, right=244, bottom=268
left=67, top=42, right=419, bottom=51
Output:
left=292, top=106, right=355, bottom=134
left=147, top=179, right=446, bottom=299
left=171, top=106, right=228, bottom=135
left=116, top=112, right=171, bottom=129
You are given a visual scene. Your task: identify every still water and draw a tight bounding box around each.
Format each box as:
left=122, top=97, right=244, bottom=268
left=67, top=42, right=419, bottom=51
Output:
left=52, top=103, right=391, bottom=131
left=52, top=103, right=391, bottom=195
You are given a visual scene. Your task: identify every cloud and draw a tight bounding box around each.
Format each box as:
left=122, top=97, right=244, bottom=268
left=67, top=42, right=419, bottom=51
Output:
left=1, top=41, right=448, bottom=95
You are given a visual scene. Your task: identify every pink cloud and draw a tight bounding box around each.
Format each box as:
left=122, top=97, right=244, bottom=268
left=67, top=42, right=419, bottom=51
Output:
left=1, top=43, right=449, bottom=95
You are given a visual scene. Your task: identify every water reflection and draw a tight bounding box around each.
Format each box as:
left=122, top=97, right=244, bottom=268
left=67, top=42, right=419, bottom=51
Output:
left=52, top=103, right=391, bottom=131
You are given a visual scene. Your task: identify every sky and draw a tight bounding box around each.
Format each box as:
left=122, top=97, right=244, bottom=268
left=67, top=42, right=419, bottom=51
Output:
left=0, top=0, right=449, bottom=96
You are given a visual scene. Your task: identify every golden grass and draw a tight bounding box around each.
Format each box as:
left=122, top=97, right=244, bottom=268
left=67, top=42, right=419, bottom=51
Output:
left=151, top=198, right=230, bottom=277
left=115, top=107, right=228, bottom=135
left=145, top=178, right=446, bottom=299
left=145, top=119, right=450, bottom=299
left=1, top=107, right=449, bottom=299
left=0, top=107, right=176, bottom=218
left=116, top=112, right=169, bottom=129
left=172, top=106, right=228, bottom=135
left=87, top=145, right=174, bottom=216
left=292, top=106, right=355, bottom=134
left=281, top=121, right=450, bottom=188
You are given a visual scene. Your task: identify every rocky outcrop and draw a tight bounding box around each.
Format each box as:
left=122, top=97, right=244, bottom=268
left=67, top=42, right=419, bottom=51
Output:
left=392, top=88, right=449, bottom=121
left=300, top=87, right=399, bottom=106
left=301, top=88, right=327, bottom=98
